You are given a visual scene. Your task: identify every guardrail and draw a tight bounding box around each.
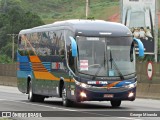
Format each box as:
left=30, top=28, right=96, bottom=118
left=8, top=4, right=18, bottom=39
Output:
left=0, top=63, right=160, bottom=99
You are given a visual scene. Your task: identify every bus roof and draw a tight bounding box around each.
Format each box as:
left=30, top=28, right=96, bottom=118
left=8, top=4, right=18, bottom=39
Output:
left=19, top=19, right=132, bottom=37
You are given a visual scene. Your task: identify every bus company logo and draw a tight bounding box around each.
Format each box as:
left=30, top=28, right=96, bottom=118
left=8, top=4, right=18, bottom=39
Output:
left=97, top=81, right=108, bottom=84
left=87, top=81, right=96, bottom=84
left=87, top=81, right=108, bottom=85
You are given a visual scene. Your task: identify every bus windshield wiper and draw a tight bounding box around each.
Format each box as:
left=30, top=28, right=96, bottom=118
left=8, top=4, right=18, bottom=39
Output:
left=92, top=51, right=107, bottom=80
left=109, top=50, right=124, bottom=80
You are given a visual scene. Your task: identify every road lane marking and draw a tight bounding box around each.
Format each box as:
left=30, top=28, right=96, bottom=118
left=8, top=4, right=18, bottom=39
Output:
left=117, top=117, right=142, bottom=120
left=4, top=99, right=76, bottom=111
left=0, top=99, right=143, bottom=119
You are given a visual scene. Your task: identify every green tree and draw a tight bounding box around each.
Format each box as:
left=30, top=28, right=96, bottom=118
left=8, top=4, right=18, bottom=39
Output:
left=0, top=54, right=12, bottom=63
left=0, top=0, right=44, bottom=63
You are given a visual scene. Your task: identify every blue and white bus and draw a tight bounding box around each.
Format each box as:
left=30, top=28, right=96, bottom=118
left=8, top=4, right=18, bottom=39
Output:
left=17, top=20, right=144, bottom=107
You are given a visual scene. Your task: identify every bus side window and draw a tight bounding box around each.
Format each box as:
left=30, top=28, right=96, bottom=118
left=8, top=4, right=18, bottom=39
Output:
left=68, top=45, right=75, bottom=72
left=57, top=33, right=65, bottom=60
left=68, top=45, right=74, bottom=67
left=65, top=30, right=75, bottom=72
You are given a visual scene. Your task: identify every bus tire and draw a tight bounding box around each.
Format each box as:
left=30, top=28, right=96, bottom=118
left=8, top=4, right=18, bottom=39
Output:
left=62, top=85, right=72, bottom=107
left=110, top=100, right=121, bottom=107
left=28, top=81, right=36, bottom=102
left=28, top=81, right=44, bottom=102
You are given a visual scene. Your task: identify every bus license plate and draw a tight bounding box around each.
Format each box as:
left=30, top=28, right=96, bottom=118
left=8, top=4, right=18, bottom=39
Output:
left=104, top=94, right=113, bottom=98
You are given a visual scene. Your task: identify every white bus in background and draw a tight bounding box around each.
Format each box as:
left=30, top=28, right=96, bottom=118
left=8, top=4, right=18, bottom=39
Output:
left=122, top=0, right=155, bottom=53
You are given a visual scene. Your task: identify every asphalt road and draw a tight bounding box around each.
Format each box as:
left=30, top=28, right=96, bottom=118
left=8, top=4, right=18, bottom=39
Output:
left=0, top=85, right=159, bottom=120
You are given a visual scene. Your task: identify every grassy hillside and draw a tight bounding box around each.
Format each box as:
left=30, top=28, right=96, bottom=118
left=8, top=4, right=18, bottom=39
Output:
left=19, top=0, right=119, bottom=24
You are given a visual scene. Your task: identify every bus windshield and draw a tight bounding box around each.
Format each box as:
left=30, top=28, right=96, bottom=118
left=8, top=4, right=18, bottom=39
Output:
left=129, top=11, right=145, bottom=28
left=76, top=36, right=135, bottom=77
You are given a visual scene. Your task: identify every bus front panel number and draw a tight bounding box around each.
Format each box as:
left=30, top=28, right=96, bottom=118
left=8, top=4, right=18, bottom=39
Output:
left=104, top=94, right=114, bottom=98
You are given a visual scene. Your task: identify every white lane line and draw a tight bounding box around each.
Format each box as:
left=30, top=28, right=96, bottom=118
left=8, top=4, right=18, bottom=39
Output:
left=3, top=99, right=76, bottom=111
left=0, top=99, right=143, bottom=119
left=117, top=117, right=142, bottom=120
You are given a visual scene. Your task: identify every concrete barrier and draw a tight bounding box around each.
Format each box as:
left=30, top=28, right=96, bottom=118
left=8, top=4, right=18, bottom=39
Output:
left=0, top=63, right=160, bottom=99
left=137, top=83, right=160, bottom=99
left=1, top=75, right=160, bottom=99
left=0, top=76, right=17, bottom=87
left=0, top=64, right=16, bottom=77
left=136, top=83, right=150, bottom=98
left=147, top=84, right=160, bottom=99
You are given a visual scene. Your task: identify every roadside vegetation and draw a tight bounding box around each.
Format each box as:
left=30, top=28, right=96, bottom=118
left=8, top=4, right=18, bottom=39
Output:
left=0, top=0, right=119, bottom=63
left=0, top=0, right=44, bottom=63
left=0, top=0, right=160, bottom=62
left=20, top=0, right=119, bottom=23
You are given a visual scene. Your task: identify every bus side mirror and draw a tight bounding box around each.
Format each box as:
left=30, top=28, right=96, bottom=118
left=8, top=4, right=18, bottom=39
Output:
left=130, top=42, right=134, bottom=62
left=69, top=36, right=77, bottom=57
left=133, top=38, right=144, bottom=57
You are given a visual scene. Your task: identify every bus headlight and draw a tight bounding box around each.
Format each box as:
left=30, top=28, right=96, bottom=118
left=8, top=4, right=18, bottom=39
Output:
left=80, top=92, right=87, bottom=98
left=128, top=92, right=134, bottom=98
left=75, top=79, right=92, bottom=88
left=124, top=82, right=137, bottom=89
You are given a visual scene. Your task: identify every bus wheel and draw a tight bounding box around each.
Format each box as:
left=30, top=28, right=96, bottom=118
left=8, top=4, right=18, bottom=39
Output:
left=28, top=81, right=44, bottom=102
left=28, top=81, right=36, bottom=102
left=110, top=100, right=121, bottom=107
left=62, top=85, right=72, bottom=107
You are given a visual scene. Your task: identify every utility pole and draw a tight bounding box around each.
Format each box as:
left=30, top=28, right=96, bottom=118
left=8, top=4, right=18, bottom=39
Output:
left=3, top=0, right=7, bottom=13
left=155, top=0, right=159, bottom=62
left=7, top=34, right=17, bottom=62
left=86, top=0, right=89, bottom=19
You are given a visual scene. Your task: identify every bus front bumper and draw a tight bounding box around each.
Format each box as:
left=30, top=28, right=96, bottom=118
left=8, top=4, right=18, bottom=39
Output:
left=75, top=85, right=136, bottom=102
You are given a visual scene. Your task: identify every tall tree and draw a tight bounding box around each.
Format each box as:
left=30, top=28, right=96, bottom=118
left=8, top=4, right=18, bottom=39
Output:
left=0, top=0, right=44, bottom=62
